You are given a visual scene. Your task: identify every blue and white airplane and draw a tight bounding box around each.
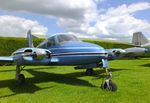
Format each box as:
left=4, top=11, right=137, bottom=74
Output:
left=0, top=30, right=148, bottom=91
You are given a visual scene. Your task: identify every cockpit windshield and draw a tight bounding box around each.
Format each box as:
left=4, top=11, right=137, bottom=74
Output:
left=37, top=34, right=80, bottom=48
left=57, top=35, right=79, bottom=44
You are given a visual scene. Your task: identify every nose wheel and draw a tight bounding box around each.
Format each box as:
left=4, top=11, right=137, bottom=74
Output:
left=100, top=59, right=117, bottom=92
left=101, top=72, right=117, bottom=91
left=101, top=80, right=117, bottom=91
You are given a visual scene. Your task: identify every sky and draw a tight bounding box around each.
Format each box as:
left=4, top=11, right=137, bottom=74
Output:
left=0, top=0, right=150, bottom=42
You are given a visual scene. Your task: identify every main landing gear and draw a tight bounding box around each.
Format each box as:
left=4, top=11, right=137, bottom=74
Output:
left=16, top=65, right=25, bottom=84
left=100, top=59, right=117, bottom=92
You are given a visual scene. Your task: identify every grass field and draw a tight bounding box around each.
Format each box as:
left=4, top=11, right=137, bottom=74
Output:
left=0, top=58, right=150, bottom=103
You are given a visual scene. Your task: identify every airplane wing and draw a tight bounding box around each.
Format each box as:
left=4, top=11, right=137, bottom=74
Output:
left=0, top=56, right=14, bottom=63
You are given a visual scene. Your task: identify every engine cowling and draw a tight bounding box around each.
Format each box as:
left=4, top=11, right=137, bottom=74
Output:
left=32, top=48, right=51, bottom=60
left=108, top=49, right=126, bottom=57
left=107, top=48, right=126, bottom=59
left=124, top=47, right=148, bottom=56
left=112, top=50, right=121, bottom=56
left=12, top=48, right=51, bottom=60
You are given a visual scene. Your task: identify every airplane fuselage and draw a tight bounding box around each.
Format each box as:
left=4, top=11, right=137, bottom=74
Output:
left=48, top=41, right=107, bottom=65
left=12, top=41, right=107, bottom=66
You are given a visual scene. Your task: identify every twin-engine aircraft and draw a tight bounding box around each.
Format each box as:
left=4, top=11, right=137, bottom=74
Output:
left=0, top=30, right=148, bottom=92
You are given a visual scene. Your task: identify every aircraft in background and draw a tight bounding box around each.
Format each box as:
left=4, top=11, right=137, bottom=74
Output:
left=132, top=32, right=150, bottom=49
left=0, top=30, right=148, bottom=92
left=107, top=32, right=149, bottom=59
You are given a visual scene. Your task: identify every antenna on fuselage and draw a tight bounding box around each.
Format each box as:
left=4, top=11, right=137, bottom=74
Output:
left=27, top=30, right=34, bottom=48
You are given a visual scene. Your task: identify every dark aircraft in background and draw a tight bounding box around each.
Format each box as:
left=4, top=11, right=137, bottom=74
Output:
left=0, top=30, right=148, bottom=92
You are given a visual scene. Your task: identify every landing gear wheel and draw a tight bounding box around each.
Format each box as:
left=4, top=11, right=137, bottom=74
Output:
left=101, top=80, right=117, bottom=92
left=85, top=68, right=94, bottom=76
left=17, top=74, right=25, bottom=84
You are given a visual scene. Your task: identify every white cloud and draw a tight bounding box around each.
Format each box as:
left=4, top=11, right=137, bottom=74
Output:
left=103, top=2, right=150, bottom=18
left=0, top=0, right=97, bottom=20
left=87, top=2, right=150, bottom=42
left=0, top=15, right=48, bottom=37
left=0, top=1, right=150, bottom=42
left=0, top=0, right=98, bottom=37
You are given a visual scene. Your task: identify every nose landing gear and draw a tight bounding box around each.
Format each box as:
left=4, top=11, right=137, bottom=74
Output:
left=101, top=71, right=117, bottom=91
left=100, top=59, right=117, bottom=92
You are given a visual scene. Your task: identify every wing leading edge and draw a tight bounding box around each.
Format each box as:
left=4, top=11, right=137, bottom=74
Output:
left=0, top=56, right=14, bottom=63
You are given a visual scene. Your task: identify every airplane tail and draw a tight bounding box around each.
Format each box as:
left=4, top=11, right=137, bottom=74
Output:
left=27, top=30, right=34, bottom=47
left=132, top=32, right=149, bottom=46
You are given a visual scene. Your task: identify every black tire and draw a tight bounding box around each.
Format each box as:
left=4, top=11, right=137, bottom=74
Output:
left=85, top=68, right=94, bottom=76
left=17, top=74, right=25, bottom=84
left=101, top=80, right=117, bottom=92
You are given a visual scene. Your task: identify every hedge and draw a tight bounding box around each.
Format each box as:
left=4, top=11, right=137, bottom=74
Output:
left=83, top=39, right=133, bottom=49
left=0, top=37, right=149, bottom=57
left=0, top=37, right=43, bottom=56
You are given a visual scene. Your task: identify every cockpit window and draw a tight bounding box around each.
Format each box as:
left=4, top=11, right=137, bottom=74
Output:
left=57, top=35, right=79, bottom=44
left=37, top=40, right=47, bottom=48
left=37, top=34, right=80, bottom=48
left=47, top=37, right=56, bottom=47
left=37, top=36, right=56, bottom=48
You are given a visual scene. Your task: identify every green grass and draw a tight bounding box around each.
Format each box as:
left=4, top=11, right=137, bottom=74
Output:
left=0, top=58, right=150, bottom=103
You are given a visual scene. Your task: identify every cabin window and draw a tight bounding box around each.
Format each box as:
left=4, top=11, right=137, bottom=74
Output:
left=47, top=37, right=56, bottom=47
left=37, top=41, right=47, bottom=48
left=37, top=34, right=80, bottom=48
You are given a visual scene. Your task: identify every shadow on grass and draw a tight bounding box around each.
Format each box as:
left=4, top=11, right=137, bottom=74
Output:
left=140, top=63, right=150, bottom=67
left=0, top=67, right=94, bottom=98
left=0, top=66, right=56, bottom=73
left=0, top=67, right=126, bottom=98
left=92, top=68, right=128, bottom=79
left=26, top=69, right=96, bottom=87
left=0, top=80, right=55, bottom=98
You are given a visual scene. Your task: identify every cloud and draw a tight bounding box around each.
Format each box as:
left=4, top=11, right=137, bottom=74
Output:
left=0, top=1, right=150, bottom=41
left=0, top=0, right=98, bottom=37
left=0, top=0, right=97, bottom=20
left=64, top=2, right=150, bottom=42
left=0, top=15, right=48, bottom=37
left=103, top=2, right=150, bottom=18
left=87, top=2, right=150, bottom=41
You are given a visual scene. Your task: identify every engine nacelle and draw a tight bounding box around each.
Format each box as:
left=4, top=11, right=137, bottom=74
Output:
left=32, top=48, right=51, bottom=60
left=108, top=49, right=126, bottom=56
left=124, top=47, right=148, bottom=56
left=107, top=48, right=126, bottom=59
left=12, top=48, right=51, bottom=60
